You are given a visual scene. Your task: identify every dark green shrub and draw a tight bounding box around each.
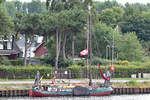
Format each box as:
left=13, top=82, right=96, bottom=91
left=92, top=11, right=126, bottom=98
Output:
left=126, top=80, right=140, bottom=87
left=92, top=57, right=120, bottom=66
left=64, top=58, right=74, bottom=67
left=75, top=60, right=86, bottom=66
left=0, top=56, right=10, bottom=65
left=40, top=57, right=53, bottom=65
left=68, top=65, right=82, bottom=78
left=9, top=59, right=23, bottom=66
left=0, top=65, right=53, bottom=79
left=58, top=58, right=74, bottom=67
left=92, top=57, right=103, bottom=65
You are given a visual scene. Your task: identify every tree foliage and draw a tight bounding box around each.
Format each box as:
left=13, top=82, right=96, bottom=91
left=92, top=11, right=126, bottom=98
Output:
left=99, top=7, right=124, bottom=27
left=116, top=32, right=144, bottom=61
left=94, top=1, right=120, bottom=13
left=0, top=0, right=5, bottom=4
left=0, top=6, right=14, bottom=35
left=2, top=0, right=149, bottom=65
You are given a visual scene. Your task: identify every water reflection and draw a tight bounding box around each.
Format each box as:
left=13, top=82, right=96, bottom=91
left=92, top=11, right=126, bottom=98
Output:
left=2, top=94, right=150, bottom=100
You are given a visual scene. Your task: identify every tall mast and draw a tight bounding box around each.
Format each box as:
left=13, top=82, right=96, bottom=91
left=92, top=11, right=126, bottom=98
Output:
left=88, top=5, right=92, bottom=86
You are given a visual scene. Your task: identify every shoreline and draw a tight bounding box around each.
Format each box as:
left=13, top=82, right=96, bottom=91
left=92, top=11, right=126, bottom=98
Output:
left=0, top=79, right=150, bottom=90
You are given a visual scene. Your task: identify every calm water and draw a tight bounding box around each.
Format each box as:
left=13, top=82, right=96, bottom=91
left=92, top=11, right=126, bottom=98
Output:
left=1, top=95, right=150, bottom=100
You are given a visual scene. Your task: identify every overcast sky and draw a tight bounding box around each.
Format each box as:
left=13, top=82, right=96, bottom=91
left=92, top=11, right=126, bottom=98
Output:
left=7, top=0, right=150, bottom=5
left=95, top=0, right=150, bottom=5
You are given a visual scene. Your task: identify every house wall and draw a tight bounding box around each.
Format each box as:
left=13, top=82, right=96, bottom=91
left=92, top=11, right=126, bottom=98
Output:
left=20, top=46, right=35, bottom=57
left=8, top=54, right=17, bottom=60
left=34, top=43, right=48, bottom=57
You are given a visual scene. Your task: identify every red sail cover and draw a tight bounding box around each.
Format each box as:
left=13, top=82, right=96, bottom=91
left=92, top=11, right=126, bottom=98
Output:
left=80, top=49, right=88, bottom=56
left=98, top=64, right=110, bottom=81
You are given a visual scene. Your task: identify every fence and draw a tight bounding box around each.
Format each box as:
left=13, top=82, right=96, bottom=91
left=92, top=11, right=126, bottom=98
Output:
left=0, top=68, right=148, bottom=79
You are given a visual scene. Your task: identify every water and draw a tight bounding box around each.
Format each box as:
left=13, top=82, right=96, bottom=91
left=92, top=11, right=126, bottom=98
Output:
left=1, top=95, right=150, bottom=100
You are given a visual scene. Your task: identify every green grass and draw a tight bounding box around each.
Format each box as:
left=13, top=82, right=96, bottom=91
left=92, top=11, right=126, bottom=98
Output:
left=0, top=84, right=32, bottom=90
left=112, top=81, right=150, bottom=88
left=111, top=78, right=150, bottom=80
left=0, top=78, right=150, bottom=81
left=0, top=79, right=35, bottom=81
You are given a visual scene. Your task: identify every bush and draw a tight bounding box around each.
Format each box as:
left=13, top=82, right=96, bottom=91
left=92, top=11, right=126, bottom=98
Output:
left=92, top=57, right=104, bottom=65
left=40, top=57, right=53, bottom=65
left=9, top=59, right=23, bottom=66
left=58, top=58, right=75, bottom=67
left=129, top=61, right=143, bottom=67
left=126, top=80, right=140, bottom=87
left=92, top=57, right=121, bottom=66
left=75, top=60, right=86, bottom=66
left=142, top=61, right=150, bottom=68
left=0, top=56, right=11, bottom=65
left=120, top=60, right=129, bottom=65
left=64, top=58, right=74, bottom=67
left=68, top=65, right=82, bottom=78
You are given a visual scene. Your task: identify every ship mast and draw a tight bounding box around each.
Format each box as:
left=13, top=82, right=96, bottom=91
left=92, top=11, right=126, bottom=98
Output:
left=88, top=5, right=92, bottom=86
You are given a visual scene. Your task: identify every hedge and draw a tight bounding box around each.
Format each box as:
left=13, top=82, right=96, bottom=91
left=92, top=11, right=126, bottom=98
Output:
left=0, top=65, right=53, bottom=79
left=9, top=59, right=23, bottom=66
left=67, top=63, right=150, bottom=78
left=1, top=61, right=150, bottom=79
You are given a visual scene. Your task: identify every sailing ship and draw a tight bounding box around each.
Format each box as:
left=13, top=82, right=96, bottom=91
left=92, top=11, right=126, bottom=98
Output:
left=29, top=64, right=113, bottom=97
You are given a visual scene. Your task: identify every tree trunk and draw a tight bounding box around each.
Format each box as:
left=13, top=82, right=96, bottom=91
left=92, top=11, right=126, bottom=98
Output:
left=24, top=34, right=27, bottom=67
left=72, top=33, right=75, bottom=59
left=58, top=30, right=62, bottom=58
left=55, top=29, right=62, bottom=70
left=62, top=32, right=66, bottom=60
left=55, top=29, right=59, bottom=70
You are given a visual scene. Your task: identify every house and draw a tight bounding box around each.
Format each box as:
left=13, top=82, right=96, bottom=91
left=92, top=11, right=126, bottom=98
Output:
left=0, top=35, right=22, bottom=60
left=16, top=35, right=36, bottom=58
left=16, top=35, right=43, bottom=58
left=34, top=42, right=48, bottom=58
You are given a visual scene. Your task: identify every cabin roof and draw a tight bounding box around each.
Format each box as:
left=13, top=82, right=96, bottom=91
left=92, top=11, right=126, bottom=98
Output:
left=0, top=42, right=22, bottom=55
left=33, top=42, right=44, bottom=52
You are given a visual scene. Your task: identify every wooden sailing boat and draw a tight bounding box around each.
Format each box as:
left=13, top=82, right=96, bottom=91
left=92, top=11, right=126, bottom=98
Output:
left=29, top=64, right=113, bottom=97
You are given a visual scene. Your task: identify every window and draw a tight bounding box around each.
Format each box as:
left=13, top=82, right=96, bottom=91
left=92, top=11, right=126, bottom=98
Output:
left=0, top=42, right=3, bottom=49
left=0, top=35, right=13, bottom=50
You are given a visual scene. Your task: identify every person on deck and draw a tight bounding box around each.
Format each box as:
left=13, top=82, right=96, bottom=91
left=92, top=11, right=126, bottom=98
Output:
left=51, top=75, right=56, bottom=84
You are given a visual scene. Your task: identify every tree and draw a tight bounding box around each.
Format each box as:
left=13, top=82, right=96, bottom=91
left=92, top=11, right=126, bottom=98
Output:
left=120, top=11, right=150, bottom=41
left=28, top=0, right=43, bottom=13
left=15, top=0, right=22, bottom=11
left=99, top=7, right=124, bottom=28
left=3, top=1, right=17, bottom=18
left=16, top=14, right=41, bottom=67
left=68, top=9, right=87, bottom=59
left=124, top=3, right=148, bottom=12
left=116, top=32, right=144, bottom=61
left=45, top=0, right=89, bottom=69
left=0, top=0, right=5, bottom=4
left=92, top=23, right=121, bottom=58
left=43, top=11, right=70, bottom=69
left=94, top=0, right=120, bottom=13
left=142, top=41, right=150, bottom=57
left=0, top=6, right=14, bottom=35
